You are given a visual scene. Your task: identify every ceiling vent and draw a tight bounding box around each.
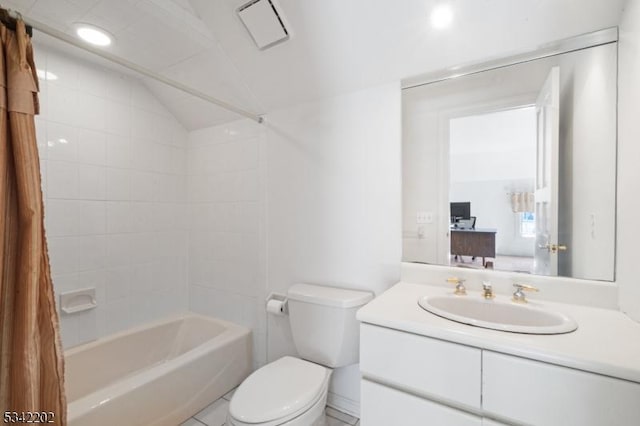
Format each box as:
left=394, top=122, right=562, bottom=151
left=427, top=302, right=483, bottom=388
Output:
left=237, top=0, right=289, bottom=50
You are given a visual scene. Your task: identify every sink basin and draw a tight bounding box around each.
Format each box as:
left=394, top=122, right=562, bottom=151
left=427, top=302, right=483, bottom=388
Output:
left=418, top=295, right=578, bottom=334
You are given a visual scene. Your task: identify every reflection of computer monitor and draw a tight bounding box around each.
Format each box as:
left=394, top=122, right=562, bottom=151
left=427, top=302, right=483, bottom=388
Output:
left=450, top=202, right=471, bottom=222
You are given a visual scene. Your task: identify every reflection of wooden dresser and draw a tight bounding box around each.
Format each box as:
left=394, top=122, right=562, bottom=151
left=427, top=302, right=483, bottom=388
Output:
left=450, top=228, right=497, bottom=267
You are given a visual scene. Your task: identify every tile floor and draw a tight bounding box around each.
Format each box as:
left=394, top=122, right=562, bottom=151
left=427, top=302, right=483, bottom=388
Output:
left=180, top=387, right=360, bottom=426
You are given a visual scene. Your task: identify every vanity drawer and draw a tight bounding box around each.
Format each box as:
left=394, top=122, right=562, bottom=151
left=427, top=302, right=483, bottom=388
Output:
left=361, top=379, right=482, bottom=426
left=482, top=351, right=640, bottom=426
left=360, top=324, right=482, bottom=410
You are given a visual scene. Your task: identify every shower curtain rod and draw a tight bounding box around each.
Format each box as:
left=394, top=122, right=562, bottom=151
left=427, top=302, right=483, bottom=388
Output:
left=7, top=9, right=264, bottom=124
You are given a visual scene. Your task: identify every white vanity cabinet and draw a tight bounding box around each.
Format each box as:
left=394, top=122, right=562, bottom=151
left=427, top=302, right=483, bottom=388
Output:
left=361, top=379, right=482, bottom=426
left=482, top=351, right=640, bottom=425
left=360, top=323, right=481, bottom=410
left=360, top=323, right=640, bottom=426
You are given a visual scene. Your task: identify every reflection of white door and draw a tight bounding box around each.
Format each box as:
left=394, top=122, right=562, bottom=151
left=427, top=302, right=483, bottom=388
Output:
left=534, top=67, right=560, bottom=276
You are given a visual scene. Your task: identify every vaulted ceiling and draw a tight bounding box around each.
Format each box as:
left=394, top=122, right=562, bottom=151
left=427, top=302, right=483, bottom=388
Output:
left=3, top=0, right=629, bottom=130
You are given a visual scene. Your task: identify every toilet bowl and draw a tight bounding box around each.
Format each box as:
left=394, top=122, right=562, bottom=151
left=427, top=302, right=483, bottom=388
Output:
left=227, top=356, right=331, bottom=426
left=227, top=284, right=373, bottom=426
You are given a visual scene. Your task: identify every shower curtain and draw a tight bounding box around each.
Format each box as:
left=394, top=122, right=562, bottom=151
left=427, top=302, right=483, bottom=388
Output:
left=0, top=19, right=66, bottom=425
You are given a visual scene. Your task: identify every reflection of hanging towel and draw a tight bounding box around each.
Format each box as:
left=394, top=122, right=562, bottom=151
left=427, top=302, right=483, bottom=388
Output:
left=510, top=192, right=535, bottom=213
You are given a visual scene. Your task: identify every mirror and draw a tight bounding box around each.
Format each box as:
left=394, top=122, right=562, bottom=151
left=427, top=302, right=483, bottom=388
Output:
left=402, top=41, right=616, bottom=281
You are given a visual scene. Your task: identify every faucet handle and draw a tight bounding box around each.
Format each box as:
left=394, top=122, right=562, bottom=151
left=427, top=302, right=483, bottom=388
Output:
left=512, top=283, right=539, bottom=303
left=482, top=281, right=494, bottom=299
left=446, top=277, right=467, bottom=296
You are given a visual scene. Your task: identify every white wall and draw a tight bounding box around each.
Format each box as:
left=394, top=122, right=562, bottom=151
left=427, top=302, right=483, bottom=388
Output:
left=187, top=120, right=267, bottom=370
left=186, top=82, right=402, bottom=415
left=618, top=0, right=640, bottom=321
left=265, top=83, right=401, bottom=413
left=449, top=108, right=537, bottom=183
left=36, top=43, right=189, bottom=348
left=557, top=42, right=617, bottom=280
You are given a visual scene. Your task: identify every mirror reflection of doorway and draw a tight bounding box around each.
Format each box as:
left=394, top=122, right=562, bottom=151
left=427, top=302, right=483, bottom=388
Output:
left=448, top=106, right=537, bottom=273
left=403, top=42, right=616, bottom=281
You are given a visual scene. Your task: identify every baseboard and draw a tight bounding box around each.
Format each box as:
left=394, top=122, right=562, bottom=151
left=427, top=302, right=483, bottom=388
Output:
left=326, top=391, right=360, bottom=418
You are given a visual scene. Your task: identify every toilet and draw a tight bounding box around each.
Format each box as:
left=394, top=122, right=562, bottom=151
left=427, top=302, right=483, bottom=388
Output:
left=227, top=284, right=374, bottom=426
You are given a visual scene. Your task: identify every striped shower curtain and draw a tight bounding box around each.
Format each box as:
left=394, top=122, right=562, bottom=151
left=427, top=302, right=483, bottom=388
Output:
left=0, top=19, right=66, bottom=425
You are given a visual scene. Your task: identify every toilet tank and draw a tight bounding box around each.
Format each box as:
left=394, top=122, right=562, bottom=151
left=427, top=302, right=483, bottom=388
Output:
left=287, top=284, right=374, bottom=368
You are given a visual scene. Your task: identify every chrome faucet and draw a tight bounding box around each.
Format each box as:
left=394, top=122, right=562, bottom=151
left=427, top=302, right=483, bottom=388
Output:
left=482, top=281, right=494, bottom=299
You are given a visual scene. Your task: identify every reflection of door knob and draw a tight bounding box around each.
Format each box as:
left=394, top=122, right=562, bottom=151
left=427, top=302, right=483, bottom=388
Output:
left=551, top=244, right=567, bottom=253
left=541, top=243, right=567, bottom=253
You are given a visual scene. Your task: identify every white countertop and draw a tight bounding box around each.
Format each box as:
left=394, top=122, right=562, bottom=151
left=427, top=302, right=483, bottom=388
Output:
left=357, top=282, right=640, bottom=383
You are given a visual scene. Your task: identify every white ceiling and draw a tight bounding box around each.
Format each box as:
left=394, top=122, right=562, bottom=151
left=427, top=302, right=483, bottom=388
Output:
left=4, top=0, right=629, bottom=130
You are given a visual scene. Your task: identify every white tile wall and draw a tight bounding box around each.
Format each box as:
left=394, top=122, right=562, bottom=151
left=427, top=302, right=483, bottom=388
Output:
left=187, top=120, right=267, bottom=369
left=618, top=0, right=640, bottom=321
left=35, top=42, right=189, bottom=348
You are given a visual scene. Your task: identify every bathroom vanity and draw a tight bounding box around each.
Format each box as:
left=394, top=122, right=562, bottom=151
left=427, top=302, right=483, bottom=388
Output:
left=356, top=282, right=640, bottom=426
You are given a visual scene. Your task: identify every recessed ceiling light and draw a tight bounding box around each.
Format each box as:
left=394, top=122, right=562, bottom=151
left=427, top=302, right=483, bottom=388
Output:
left=75, top=24, right=113, bottom=46
left=430, top=5, right=453, bottom=29
left=36, top=69, right=58, bottom=81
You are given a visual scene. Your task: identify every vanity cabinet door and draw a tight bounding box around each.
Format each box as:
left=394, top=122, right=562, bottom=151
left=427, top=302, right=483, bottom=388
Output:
left=361, top=379, right=482, bottom=426
left=360, top=324, right=482, bottom=410
left=482, top=351, right=640, bottom=426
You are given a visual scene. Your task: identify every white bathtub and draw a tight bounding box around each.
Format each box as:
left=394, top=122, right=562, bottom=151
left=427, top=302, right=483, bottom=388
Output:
left=65, top=314, right=252, bottom=426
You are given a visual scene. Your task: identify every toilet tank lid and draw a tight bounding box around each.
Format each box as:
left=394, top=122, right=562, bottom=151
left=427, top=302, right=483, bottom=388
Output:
left=287, top=284, right=374, bottom=308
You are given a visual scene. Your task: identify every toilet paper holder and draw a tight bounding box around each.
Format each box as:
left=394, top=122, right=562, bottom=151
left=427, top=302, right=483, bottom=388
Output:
left=266, top=292, right=288, bottom=316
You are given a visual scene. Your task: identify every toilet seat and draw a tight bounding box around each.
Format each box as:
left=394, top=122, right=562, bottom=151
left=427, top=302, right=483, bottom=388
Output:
left=228, top=356, right=330, bottom=426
